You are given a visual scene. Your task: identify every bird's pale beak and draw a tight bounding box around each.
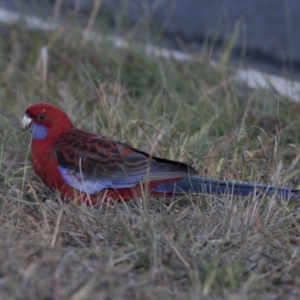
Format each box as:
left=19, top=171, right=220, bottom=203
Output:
left=22, top=114, right=32, bottom=130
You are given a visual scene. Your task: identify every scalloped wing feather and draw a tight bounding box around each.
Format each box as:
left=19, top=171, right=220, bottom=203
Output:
left=54, top=129, right=198, bottom=194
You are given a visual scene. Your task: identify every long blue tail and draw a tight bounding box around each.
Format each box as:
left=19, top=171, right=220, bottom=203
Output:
left=152, top=176, right=300, bottom=200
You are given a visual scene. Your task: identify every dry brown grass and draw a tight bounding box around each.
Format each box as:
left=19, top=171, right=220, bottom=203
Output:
left=0, top=21, right=300, bottom=299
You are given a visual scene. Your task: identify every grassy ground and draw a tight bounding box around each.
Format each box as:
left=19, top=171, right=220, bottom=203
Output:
left=1, top=22, right=300, bottom=299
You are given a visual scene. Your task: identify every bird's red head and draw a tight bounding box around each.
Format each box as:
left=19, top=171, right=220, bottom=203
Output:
left=22, top=102, right=74, bottom=140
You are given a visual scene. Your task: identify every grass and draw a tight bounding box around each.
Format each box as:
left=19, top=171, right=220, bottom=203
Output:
left=1, top=20, right=300, bottom=299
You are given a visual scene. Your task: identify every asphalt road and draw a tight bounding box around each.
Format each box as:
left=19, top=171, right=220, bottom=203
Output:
left=1, top=0, right=300, bottom=77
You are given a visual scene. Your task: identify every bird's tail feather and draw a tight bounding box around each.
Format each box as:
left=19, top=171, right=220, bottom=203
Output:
left=152, top=176, right=300, bottom=200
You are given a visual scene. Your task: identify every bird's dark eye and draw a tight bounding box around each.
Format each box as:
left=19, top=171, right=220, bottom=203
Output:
left=37, top=114, right=46, bottom=120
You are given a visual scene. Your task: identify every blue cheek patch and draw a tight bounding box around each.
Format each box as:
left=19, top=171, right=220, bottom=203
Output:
left=30, top=122, right=48, bottom=140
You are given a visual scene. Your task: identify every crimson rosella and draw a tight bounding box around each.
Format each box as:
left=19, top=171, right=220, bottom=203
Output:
left=22, top=103, right=300, bottom=206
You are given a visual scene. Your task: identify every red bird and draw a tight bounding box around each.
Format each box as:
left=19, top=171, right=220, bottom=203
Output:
left=22, top=103, right=299, bottom=206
